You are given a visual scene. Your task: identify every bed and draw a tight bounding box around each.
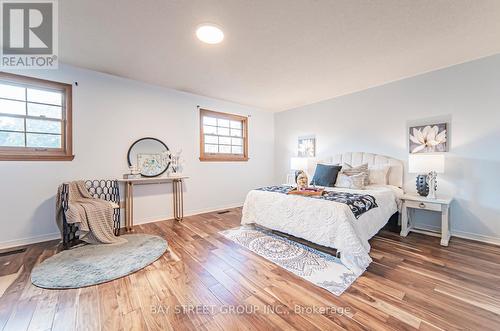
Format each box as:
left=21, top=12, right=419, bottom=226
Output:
left=241, top=152, right=404, bottom=275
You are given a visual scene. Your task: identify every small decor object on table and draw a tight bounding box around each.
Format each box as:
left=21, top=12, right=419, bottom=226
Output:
left=408, top=154, right=445, bottom=199
left=415, top=174, right=429, bottom=196
left=400, top=194, right=453, bottom=246
left=170, top=149, right=184, bottom=174
left=123, top=165, right=141, bottom=179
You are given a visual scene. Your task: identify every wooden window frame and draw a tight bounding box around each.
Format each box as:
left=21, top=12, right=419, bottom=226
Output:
left=199, top=108, right=248, bottom=162
left=0, top=72, right=74, bottom=161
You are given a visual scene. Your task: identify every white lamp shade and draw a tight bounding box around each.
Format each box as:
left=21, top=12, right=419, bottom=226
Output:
left=409, top=154, right=445, bottom=174
left=290, top=157, right=308, bottom=171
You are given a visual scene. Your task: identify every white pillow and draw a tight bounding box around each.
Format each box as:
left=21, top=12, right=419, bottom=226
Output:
left=338, top=163, right=369, bottom=185
left=336, top=173, right=366, bottom=189
left=368, top=164, right=391, bottom=185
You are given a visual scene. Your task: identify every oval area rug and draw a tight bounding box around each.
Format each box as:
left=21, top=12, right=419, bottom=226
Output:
left=31, top=234, right=168, bottom=289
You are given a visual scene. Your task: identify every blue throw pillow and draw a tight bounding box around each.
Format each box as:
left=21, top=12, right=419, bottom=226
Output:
left=310, top=164, right=342, bottom=187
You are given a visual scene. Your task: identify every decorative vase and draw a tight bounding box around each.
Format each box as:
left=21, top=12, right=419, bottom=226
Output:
left=416, top=175, right=429, bottom=197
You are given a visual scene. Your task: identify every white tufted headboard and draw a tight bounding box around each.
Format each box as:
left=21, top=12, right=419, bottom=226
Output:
left=309, top=152, right=404, bottom=188
left=334, top=152, right=404, bottom=188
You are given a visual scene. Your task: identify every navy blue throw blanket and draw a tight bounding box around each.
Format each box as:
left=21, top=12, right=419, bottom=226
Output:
left=256, top=186, right=378, bottom=219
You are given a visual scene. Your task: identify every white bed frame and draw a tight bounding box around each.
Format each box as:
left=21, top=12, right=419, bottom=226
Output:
left=244, top=152, right=404, bottom=271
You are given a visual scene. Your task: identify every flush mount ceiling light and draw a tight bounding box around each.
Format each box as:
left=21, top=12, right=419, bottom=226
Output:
left=196, top=24, right=224, bottom=44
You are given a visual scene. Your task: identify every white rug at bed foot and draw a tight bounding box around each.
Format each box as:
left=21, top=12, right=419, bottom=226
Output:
left=220, top=226, right=358, bottom=296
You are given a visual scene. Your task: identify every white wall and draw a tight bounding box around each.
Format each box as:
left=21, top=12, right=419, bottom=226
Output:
left=0, top=64, right=274, bottom=248
left=275, top=54, right=500, bottom=244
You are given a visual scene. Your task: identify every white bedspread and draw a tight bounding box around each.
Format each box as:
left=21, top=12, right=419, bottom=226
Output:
left=241, top=185, right=401, bottom=275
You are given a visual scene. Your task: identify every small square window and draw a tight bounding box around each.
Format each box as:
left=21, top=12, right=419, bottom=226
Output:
left=199, top=108, right=248, bottom=162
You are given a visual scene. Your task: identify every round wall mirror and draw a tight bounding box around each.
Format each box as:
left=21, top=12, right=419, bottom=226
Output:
left=127, top=138, right=171, bottom=177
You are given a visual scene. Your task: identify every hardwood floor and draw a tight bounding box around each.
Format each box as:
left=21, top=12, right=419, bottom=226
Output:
left=1, top=207, right=500, bottom=330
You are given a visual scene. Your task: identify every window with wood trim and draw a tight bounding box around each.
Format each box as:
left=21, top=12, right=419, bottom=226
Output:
left=199, top=108, right=248, bottom=161
left=0, top=72, right=73, bottom=161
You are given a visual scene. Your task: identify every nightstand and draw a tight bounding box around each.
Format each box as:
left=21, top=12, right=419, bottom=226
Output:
left=400, top=194, right=453, bottom=246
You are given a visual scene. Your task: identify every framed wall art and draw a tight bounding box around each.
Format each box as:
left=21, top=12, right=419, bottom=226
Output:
left=298, top=135, right=316, bottom=157
left=409, top=123, right=448, bottom=153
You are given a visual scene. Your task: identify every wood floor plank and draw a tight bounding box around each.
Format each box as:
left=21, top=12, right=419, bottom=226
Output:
left=76, top=286, right=100, bottom=331
left=98, top=281, right=123, bottom=331
left=26, top=290, right=58, bottom=331
left=144, top=265, right=198, bottom=331
left=50, top=289, right=78, bottom=331
left=2, top=298, right=38, bottom=331
left=121, top=309, right=148, bottom=331
left=1, top=207, right=499, bottom=331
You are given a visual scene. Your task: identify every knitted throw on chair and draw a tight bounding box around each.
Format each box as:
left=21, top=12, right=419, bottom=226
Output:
left=56, top=181, right=125, bottom=244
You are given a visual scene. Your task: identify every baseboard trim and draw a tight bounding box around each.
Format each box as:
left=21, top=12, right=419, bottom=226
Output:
left=0, top=203, right=244, bottom=250
left=452, top=230, right=500, bottom=246
left=0, top=232, right=61, bottom=251
left=412, top=224, right=500, bottom=246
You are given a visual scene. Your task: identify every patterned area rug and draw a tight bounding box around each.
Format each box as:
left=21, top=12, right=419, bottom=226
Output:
left=220, top=226, right=358, bottom=296
left=31, top=234, right=168, bottom=289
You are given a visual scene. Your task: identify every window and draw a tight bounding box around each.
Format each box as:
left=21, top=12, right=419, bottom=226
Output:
left=200, top=108, right=248, bottom=161
left=0, top=72, right=73, bottom=161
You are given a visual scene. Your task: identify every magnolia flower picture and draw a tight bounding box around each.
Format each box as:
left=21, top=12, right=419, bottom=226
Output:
left=409, top=123, right=448, bottom=153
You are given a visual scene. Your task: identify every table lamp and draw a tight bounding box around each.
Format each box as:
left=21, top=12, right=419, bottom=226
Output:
left=408, top=154, right=445, bottom=199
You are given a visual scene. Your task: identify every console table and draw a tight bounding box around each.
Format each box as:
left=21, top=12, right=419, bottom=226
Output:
left=118, top=175, right=188, bottom=231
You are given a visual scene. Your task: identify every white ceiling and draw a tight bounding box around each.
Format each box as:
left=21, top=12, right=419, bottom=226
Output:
left=59, top=0, right=500, bottom=112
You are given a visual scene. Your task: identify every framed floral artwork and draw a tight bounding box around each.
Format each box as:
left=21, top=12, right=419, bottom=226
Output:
left=409, top=123, right=448, bottom=153
left=298, top=135, right=316, bottom=157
